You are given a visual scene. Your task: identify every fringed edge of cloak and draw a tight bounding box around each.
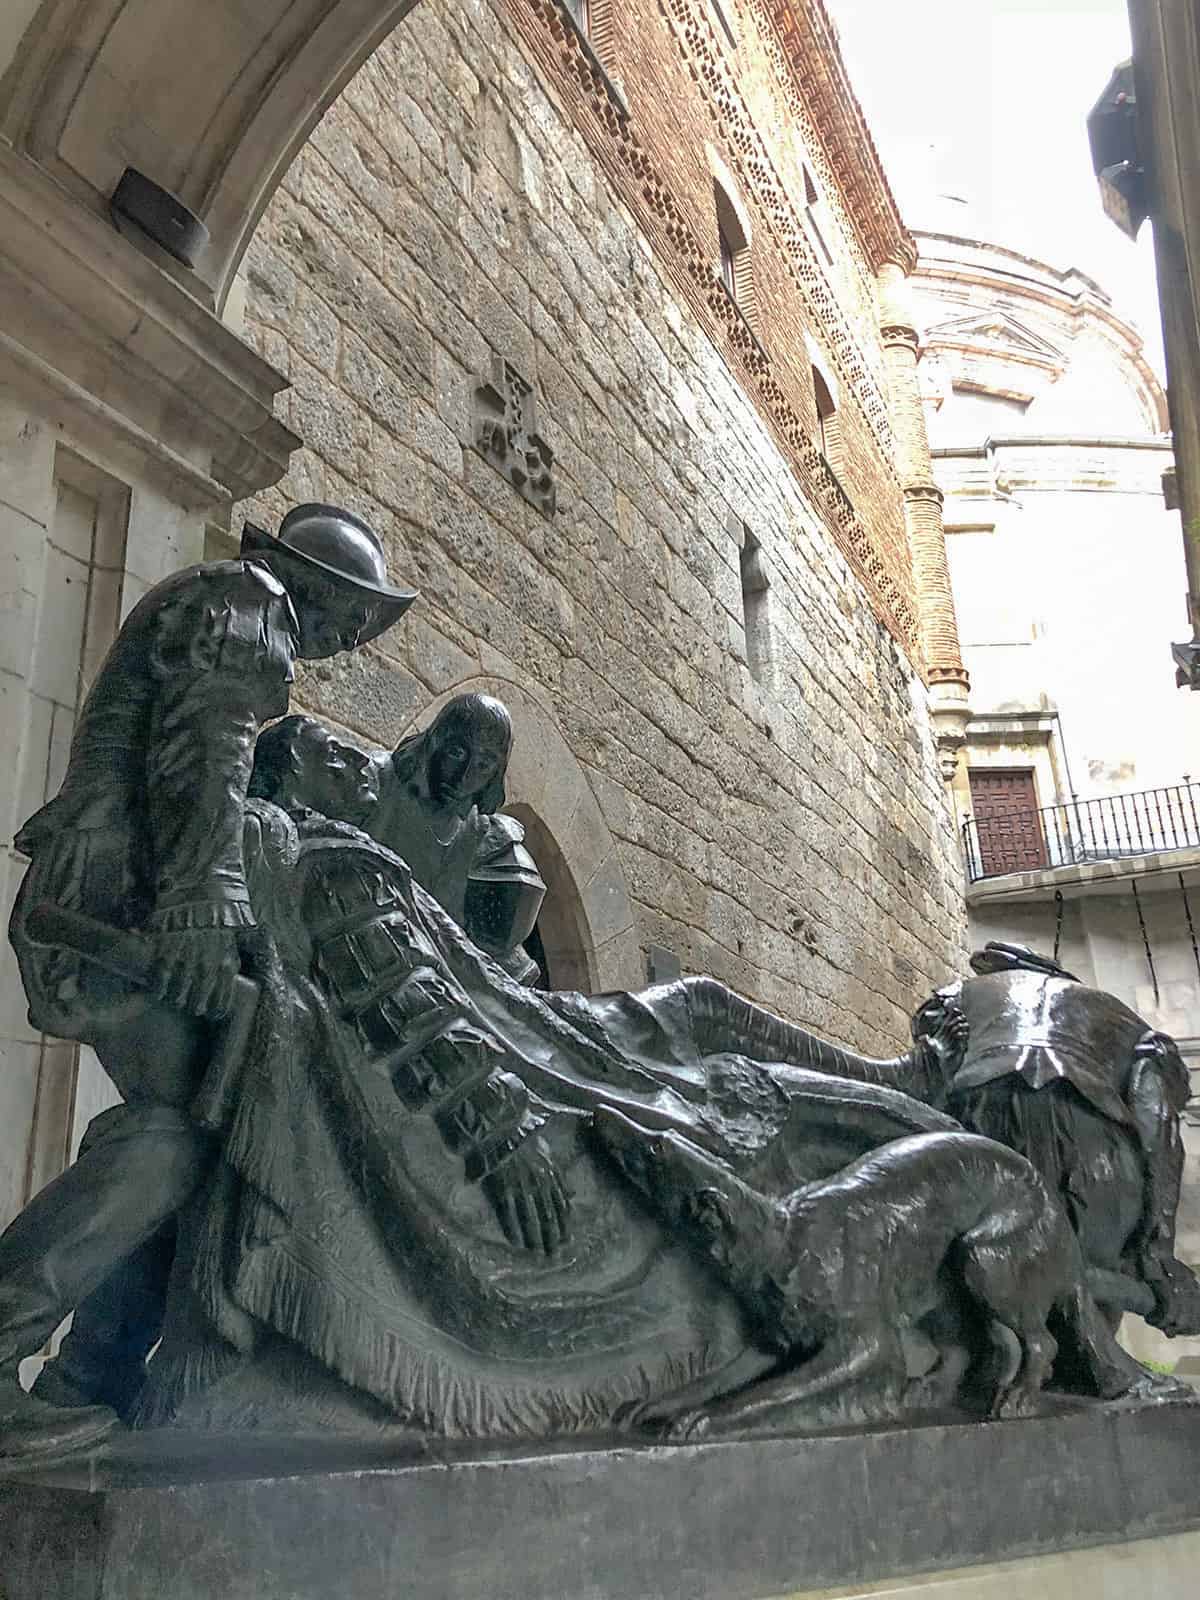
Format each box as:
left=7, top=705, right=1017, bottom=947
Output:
left=137, top=1235, right=720, bottom=1440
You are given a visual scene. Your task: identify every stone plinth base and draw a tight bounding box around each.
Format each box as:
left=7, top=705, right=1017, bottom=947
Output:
left=2, top=1401, right=1199, bottom=1600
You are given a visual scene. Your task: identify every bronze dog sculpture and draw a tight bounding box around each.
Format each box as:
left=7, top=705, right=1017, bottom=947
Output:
left=594, top=1110, right=1156, bottom=1439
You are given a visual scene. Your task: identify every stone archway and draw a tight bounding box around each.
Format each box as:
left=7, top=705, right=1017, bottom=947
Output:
left=399, top=677, right=642, bottom=993
left=503, top=803, right=594, bottom=992
left=0, top=0, right=423, bottom=310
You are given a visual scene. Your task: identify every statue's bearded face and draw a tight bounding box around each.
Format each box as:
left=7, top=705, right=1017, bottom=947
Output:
left=293, top=727, right=378, bottom=823
left=427, top=714, right=509, bottom=808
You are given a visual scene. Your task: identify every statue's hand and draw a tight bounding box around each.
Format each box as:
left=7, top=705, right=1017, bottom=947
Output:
left=1131, top=1028, right=1191, bottom=1107
left=150, top=928, right=239, bottom=1019
left=485, top=1138, right=571, bottom=1254
left=1143, top=1254, right=1200, bottom=1338
left=913, top=994, right=969, bottom=1089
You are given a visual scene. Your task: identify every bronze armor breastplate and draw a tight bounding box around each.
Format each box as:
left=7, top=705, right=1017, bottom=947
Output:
left=949, top=970, right=1146, bottom=1127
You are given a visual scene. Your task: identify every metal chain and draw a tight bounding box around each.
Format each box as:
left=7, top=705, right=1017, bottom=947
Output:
left=1130, top=880, right=1159, bottom=1007
left=1179, top=872, right=1200, bottom=986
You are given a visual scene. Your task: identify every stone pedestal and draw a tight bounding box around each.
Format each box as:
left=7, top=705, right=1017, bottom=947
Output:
left=2, top=1401, right=1199, bottom=1600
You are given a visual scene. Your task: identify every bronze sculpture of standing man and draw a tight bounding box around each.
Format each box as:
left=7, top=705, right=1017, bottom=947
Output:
left=1, top=503, right=415, bottom=1456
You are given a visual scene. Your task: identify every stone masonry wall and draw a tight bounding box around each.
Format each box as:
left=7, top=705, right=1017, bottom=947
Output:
left=232, top=0, right=968, bottom=1053
left=509, top=0, right=920, bottom=649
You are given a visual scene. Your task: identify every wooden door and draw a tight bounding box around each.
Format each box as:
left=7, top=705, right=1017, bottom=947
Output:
left=968, top=768, right=1047, bottom=876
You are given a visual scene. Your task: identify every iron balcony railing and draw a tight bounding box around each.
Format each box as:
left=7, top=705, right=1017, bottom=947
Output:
left=962, top=781, right=1200, bottom=883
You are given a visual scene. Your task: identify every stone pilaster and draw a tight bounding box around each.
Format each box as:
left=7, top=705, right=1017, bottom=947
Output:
left=0, top=145, right=301, bottom=1226
left=877, top=260, right=971, bottom=779
left=1126, top=0, right=1200, bottom=684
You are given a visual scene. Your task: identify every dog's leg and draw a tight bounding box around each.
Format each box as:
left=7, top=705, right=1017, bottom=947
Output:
left=990, top=1319, right=1057, bottom=1418
left=663, top=1327, right=906, bottom=1441
left=615, top=1346, right=776, bottom=1434
left=1053, top=1282, right=1194, bottom=1402
left=958, top=1198, right=1062, bottom=1418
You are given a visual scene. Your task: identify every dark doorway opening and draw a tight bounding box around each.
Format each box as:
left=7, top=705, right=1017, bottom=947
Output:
left=506, top=803, right=595, bottom=992
left=523, top=921, right=550, bottom=990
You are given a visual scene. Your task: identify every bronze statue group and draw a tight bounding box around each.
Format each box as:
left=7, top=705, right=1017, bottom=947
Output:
left=1, top=504, right=1196, bottom=1460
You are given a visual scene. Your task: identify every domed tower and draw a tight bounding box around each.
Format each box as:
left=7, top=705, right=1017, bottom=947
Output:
left=912, top=228, right=1191, bottom=828
left=916, top=228, right=1166, bottom=449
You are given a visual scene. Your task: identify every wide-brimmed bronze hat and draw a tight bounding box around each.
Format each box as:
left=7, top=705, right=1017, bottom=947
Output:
left=241, top=503, right=417, bottom=644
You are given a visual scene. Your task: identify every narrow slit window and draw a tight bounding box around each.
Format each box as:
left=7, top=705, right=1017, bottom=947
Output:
left=739, top=526, right=772, bottom=681
left=561, top=0, right=618, bottom=75
left=714, top=180, right=756, bottom=329
left=719, top=219, right=737, bottom=299
left=803, top=165, right=819, bottom=209
left=587, top=0, right=616, bottom=68
left=802, top=162, right=833, bottom=265
left=812, top=365, right=844, bottom=480
left=710, top=0, right=738, bottom=49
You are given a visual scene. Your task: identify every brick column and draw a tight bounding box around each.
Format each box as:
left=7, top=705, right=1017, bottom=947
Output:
left=878, top=259, right=971, bottom=779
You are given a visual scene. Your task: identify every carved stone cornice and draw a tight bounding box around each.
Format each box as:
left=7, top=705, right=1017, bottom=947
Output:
left=928, top=664, right=970, bottom=688
left=0, top=0, right=423, bottom=309
left=904, top=482, right=946, bottom=508
left=0, top=145, right=298, bottom=507
left=756, top=0, right=916, bottom=276
left=880, top=323, right=920, bottom=355
left=927, top=673, right=972, bottom=781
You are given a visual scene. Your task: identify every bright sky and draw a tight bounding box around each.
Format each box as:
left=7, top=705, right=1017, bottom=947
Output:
left=827, top=0, right=1165, bottom=373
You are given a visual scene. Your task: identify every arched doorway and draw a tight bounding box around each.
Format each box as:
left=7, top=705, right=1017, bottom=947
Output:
left=505, top=803, right=591, bottom=992
left=396, top=677, right=641, bottom=994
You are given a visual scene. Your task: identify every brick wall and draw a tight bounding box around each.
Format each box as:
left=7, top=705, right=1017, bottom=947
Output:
left=233, top=0, right=968, bottom=1052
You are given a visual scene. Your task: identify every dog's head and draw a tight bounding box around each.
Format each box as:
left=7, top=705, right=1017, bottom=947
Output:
left=592, top=1108, right=748, bottom=1267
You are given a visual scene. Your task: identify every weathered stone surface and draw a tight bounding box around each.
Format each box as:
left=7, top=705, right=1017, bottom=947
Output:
left=235, top=0, right=969, bottom=1054
left=2, top=1402, right=1199, bottom=1600
left=297, top=646, right=426, bottom=746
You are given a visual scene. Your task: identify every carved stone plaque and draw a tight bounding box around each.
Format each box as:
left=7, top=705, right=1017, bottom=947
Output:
left=472, top=357, right=557, bottom=516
